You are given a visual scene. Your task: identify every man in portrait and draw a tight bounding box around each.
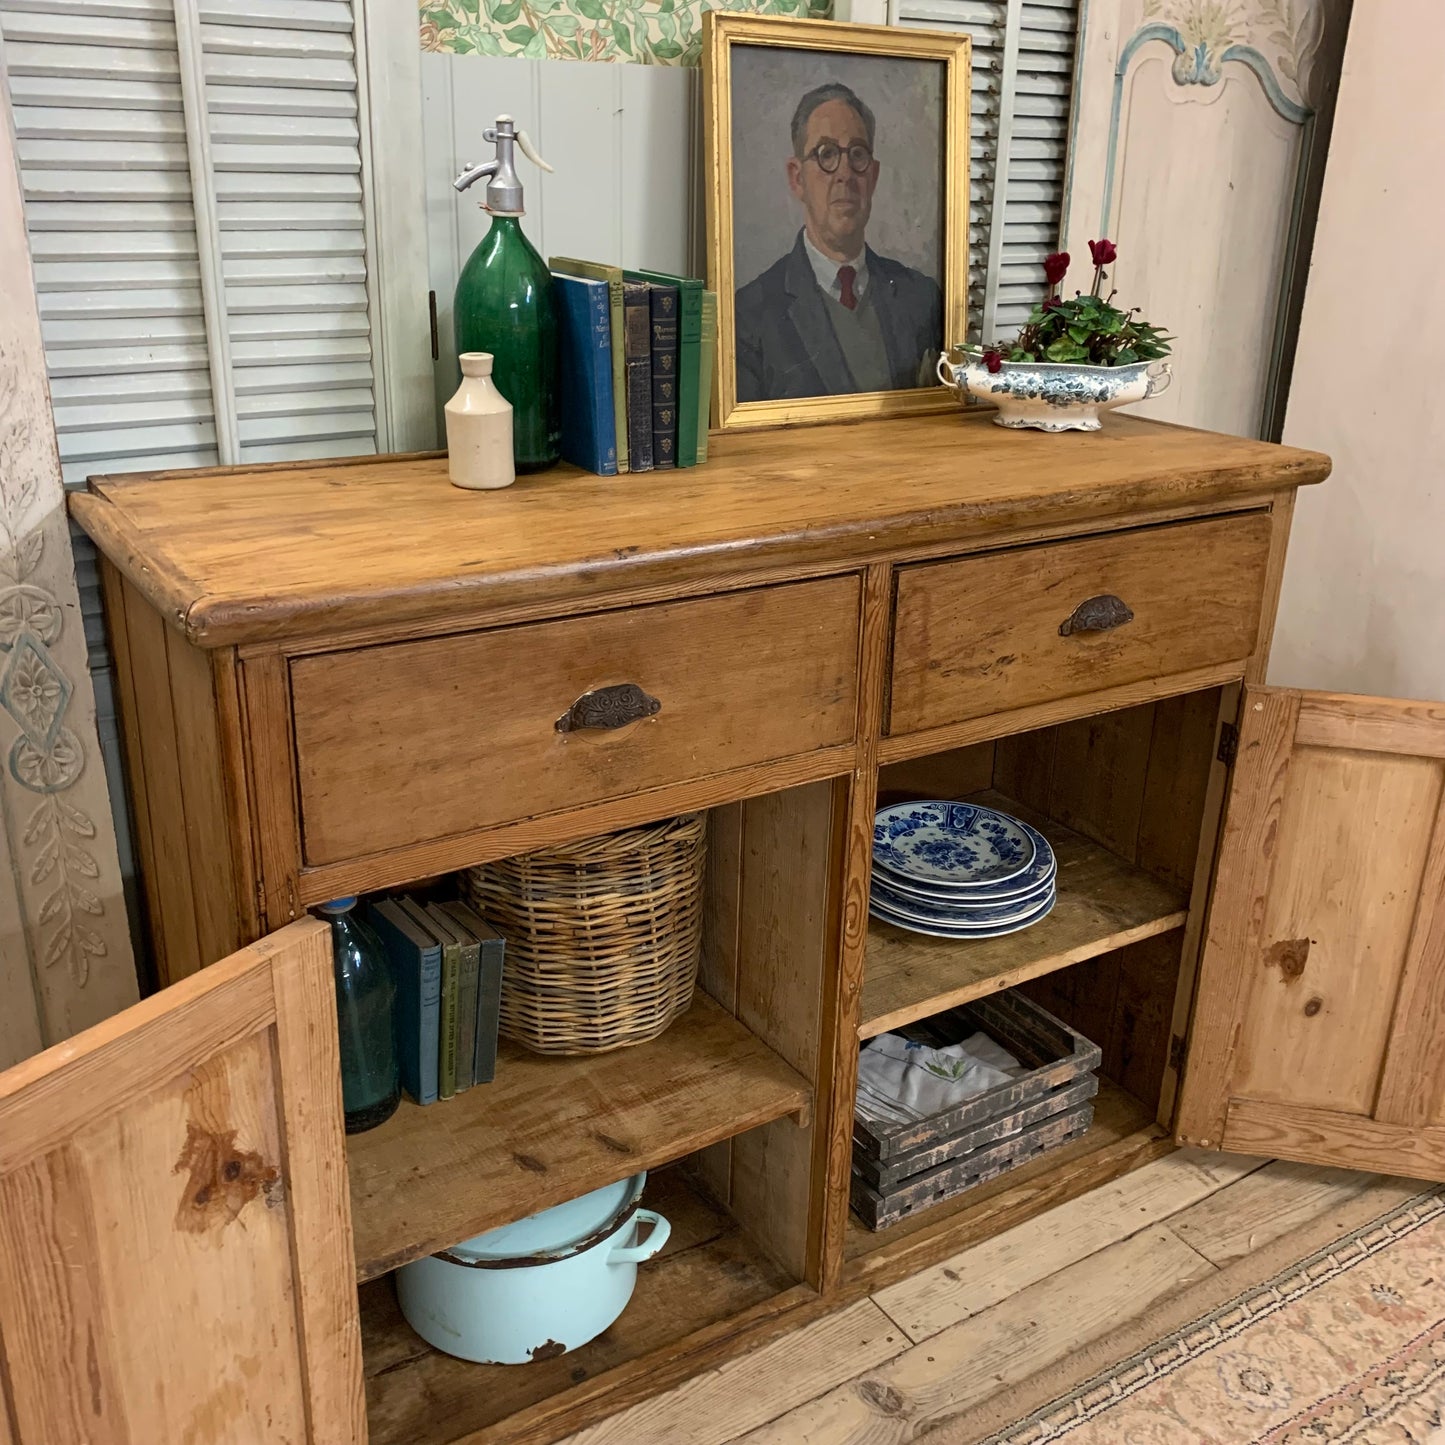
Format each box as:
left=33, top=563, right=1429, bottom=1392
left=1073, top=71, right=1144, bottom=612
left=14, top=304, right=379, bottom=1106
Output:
left=734, top=80, right=943, bottom=403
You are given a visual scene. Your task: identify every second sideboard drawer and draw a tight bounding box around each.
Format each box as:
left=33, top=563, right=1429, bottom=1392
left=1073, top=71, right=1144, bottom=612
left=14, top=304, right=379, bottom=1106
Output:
left=290, top=575, right=861, bottom=865
left=888, top=512, right=1273, bottom=736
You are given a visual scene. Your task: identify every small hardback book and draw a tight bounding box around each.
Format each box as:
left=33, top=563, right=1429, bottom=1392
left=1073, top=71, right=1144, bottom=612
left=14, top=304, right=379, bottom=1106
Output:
left=549, top=256, right=628, bottom=473
left=627, top=269, right=702, bottom=466
left=696, top=290, right=717, bottom=464
left=367, top=897, right=441, bottom=1105
left=622, top=281, right=654, bottom=473
left=425, top=902, right=480, bottom=1093
left=399, top=897, right=458, bottom=1100
left=645, top=281, right=680, bottom=470
left=552, top=272, right=618, bottom=475
left=440, top=900, right=505, bottom=1086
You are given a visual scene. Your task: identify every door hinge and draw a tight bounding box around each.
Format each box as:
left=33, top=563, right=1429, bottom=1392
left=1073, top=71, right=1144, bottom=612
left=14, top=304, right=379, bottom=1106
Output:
left=1217, top=721, right=1240, bottom=767
left=428, top=289, right=440, bottom=361
left=1169, top=1033, right=1187, bottom=1074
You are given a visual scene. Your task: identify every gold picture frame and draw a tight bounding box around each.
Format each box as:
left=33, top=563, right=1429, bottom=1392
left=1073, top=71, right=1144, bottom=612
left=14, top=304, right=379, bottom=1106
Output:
left=703, top=12, right=970, bottom=432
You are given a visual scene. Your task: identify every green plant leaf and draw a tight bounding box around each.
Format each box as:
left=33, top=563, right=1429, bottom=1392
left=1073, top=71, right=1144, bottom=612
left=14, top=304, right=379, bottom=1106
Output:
left=1045, top=337, right=1088, bottom=363
left=652, top=37, right=684, bottom=56
left=521, top=26, right=548, bottom=54
left=610, top=15, right=633, bottom=52
left=574, top=0, right=607, bottom=16
left=504, top=21, right=536, bottom=43
left=548, top=12, right=580, bottom=34
left=657, top=9, right=677, bottom=38
left=1114, top=347, right=1138, bottom=365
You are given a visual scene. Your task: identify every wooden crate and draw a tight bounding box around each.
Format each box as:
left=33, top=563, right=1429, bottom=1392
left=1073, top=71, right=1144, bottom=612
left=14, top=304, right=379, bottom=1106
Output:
left=851, top=990, right=1102, bottom=1230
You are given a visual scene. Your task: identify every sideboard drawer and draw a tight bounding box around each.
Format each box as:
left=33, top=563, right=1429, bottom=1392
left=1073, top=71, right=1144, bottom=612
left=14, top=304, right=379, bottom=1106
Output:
left=291, top=576, right=861, bottom=865
left=888, top=512, right=1273, bottom=736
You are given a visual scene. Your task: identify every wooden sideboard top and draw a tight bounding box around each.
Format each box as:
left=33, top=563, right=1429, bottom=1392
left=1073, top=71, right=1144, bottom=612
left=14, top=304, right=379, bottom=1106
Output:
left=71, top=409, right=1329, bottom=648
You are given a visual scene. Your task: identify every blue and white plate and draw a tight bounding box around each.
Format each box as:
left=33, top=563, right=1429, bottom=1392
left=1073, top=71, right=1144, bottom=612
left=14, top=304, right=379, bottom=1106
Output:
left=869, top=889, right=1057, bottom=939
left=873, top=802, right=1034, bottom=890
left=871, top=874, right=1054, bottom=927
left=874, top=819, right=1057, bottom=903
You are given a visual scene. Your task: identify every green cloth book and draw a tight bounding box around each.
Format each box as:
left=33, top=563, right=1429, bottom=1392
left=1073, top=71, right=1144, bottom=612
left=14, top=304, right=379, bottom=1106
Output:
left=366, top=898, right=440, bottom=1106
left=424, top=902, right=480, bottom=1093
left=440, top=900, right=505, bottom=1087
left=697, top=290, right=717, bottom=464
left=400, top=897, right=458, bottom=1100
left=549, top=256, right=628, bottom=473
left=626, top=268, right=703, bottom=467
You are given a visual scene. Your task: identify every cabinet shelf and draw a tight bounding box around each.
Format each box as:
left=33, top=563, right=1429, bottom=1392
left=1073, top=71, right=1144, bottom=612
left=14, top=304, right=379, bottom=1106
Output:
left=859, top=791, right=1189, bottom=1039
left=362, top=1168, right=802, bottom=1445
left=348, top=992, right=811, bottom=1282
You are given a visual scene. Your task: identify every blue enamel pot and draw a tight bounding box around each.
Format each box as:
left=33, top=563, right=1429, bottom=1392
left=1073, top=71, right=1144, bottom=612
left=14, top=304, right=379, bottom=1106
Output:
left=395, top=1172, right=670, bottom=1364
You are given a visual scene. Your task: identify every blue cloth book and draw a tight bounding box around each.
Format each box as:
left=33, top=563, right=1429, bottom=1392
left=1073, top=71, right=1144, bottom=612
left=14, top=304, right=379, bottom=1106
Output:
left=367, top=897, right=442, bottom=1105
left=552, top=271, right=618, bottom=476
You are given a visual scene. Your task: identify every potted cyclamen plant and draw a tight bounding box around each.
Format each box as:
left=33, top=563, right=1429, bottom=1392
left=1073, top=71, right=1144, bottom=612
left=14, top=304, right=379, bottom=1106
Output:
left=938, top=240, right=1174, bottom=431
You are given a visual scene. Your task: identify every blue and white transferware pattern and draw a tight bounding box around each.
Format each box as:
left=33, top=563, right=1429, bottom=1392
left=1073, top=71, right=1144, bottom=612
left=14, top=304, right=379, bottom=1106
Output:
left=873, top=801, right=1035, bottom=890
left=870, top=890, right=1057, bottom=940
left=936, top=352, right=1173, bottom=432
left=871, top=873, right=1054, bottom=928
left=874, top=819, right=1056, bottom=903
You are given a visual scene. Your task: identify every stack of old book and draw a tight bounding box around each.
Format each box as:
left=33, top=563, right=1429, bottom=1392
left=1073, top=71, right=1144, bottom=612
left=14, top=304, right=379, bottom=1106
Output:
left=367, top=895, right=505, bottom=1106
left=549, top=256, right=717, bottom=476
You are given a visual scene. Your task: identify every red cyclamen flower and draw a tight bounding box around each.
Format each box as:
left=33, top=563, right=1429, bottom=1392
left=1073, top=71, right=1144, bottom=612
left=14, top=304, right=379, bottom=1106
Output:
left=1043, top=252, right=1070, bottom=287
left=982, top=348, right=1004, bottom=373
left=1088, top=238, right=1117, bottom=267
left=1042, top=296, right=1064, bottom=312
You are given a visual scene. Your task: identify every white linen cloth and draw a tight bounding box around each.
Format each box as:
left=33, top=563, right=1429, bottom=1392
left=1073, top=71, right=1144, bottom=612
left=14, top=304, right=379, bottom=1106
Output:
left=856, top=1030, right=1026, bottom=1125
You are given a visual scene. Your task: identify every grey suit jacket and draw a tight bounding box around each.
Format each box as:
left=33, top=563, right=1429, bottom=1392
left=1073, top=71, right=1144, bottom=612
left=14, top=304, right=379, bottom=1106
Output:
left=734, top=231, right=943, bottom=402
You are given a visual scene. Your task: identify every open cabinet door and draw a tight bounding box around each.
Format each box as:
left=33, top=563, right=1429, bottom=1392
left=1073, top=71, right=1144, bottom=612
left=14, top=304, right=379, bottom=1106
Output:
left=1177, top=688, right=1445, bottom=1176
left=0, top=918, right=365, bottom=1444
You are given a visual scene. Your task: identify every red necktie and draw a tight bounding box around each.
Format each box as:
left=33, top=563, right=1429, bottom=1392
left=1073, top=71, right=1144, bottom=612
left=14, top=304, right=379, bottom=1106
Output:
left=837, top=264, right=858, bottom=310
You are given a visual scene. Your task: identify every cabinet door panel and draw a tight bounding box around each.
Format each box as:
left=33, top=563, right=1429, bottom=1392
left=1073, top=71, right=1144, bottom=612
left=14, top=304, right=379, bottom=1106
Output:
left=1177, top=688, right=1445, bottom=1175
left=0, top=920, right=364, bottom=1445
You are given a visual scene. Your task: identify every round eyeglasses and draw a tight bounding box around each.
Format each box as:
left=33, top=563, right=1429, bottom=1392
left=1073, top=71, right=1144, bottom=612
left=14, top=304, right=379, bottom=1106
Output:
left=803, top=141, right=874, bottom=175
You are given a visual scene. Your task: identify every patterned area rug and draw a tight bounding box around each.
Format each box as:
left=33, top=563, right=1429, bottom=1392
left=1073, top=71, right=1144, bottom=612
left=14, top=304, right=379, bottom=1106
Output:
left=941, top=1185, right=1445, bottom=1445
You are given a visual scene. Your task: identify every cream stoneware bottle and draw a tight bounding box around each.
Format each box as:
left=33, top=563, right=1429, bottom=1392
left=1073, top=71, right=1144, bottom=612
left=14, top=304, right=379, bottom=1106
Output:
left=446, top=352, right=515, bottom=490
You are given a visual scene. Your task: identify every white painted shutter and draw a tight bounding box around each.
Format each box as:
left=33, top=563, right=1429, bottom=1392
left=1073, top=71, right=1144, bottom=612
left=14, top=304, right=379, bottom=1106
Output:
left=891, top=0, right=1079, bottom=343
left=1, top=0, right=381, bottom=898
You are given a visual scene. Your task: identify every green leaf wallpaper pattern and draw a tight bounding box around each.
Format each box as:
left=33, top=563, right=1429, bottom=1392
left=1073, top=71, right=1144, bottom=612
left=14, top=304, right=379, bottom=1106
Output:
left=420, top=0, right=831, bottom=67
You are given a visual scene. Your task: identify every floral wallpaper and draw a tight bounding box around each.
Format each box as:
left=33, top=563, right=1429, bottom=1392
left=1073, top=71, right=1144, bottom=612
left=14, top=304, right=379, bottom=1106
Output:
left=420, top=0, right=830, bottom=67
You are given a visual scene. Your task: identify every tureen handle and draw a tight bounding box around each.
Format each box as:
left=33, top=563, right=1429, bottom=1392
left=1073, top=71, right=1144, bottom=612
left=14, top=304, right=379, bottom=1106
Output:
left=1144, top=362, right=1173, bottom=398
left=936, top=353, right=961, bottom=393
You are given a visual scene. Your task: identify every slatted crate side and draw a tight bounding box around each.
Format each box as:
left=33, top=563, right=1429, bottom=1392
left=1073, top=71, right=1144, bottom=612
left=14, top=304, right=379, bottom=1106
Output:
left=855, top=1072, right=1099, bottom=1191
left=855, top=992, right=1102, bottom=1162
left=851, top=1099, right=1097, bottom=1230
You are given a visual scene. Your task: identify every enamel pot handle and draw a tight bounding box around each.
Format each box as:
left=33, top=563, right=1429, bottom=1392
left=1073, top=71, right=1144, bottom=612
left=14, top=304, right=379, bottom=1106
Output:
left=608, top=1210, right=671, bottom=1265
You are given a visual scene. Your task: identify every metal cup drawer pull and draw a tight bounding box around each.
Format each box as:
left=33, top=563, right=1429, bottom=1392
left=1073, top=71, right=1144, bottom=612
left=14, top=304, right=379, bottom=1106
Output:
left=555, top=682, right=663, bottom=733
left=1059, top=593, right=1135, bottom=637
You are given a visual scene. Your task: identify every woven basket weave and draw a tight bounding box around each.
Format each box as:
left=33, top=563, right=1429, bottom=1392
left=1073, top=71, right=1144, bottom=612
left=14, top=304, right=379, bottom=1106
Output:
left=463, top=813, right=706, bottom=1056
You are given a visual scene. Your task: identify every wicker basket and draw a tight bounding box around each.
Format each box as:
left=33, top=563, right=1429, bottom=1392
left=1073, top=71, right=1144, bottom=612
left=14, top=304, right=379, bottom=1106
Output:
left=463, top=813, right=706, bottom=1055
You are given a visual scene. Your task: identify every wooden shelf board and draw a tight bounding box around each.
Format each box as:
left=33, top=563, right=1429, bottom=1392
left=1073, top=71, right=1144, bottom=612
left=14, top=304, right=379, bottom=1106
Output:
left=362, top=1168, right=800, bottom=1445
left=844, top=1077, right=1162, bottom=1268
left=348, top=992, right=811, bottom=1282
left=859, top=790, right=1188, bottom=1039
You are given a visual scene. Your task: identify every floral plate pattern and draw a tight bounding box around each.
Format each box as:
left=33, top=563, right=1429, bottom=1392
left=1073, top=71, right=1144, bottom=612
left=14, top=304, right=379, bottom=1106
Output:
left=871, top=873, right=1055, bottom=927
left=873, top=818, right=1056, bottom=903
left=873, top=802, right=1035, bottom=890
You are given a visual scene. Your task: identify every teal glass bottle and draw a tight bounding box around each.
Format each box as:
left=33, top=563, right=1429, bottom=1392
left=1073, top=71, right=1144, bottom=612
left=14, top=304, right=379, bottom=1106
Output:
left=317, top=897, right=400, bottom=1134
left=454, top=214, right=560, bottom=473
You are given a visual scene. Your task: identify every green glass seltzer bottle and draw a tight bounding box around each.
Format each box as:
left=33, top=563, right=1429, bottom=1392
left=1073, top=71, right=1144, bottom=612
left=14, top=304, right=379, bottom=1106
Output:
left=453, top=116, right=560, bottom=473
left=316, top=897, right=400, bottom=1134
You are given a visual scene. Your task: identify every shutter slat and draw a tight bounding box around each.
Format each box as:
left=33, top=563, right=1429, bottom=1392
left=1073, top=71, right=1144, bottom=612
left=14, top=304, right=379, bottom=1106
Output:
left=12, top=105, right=185, bottom=141
left=224, top=253, right=366, bottom=284
left=2, top=39, right=179, bottom=79
left=6, top=74, right=181, bottom=109
left=231, top=359, right=372, bottom=393
left=200, top=0, right=354, bottom=32
left=18, top=137, right=190, bottom=171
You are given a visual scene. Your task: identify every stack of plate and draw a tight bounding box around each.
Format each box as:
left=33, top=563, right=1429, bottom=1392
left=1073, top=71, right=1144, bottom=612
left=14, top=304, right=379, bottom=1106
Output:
left=871, top=800, right=1057, bottom=939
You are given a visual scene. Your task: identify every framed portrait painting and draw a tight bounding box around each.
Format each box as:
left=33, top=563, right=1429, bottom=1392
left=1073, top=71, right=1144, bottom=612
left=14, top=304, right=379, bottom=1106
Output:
left=703, top=13, right=970, bottom=431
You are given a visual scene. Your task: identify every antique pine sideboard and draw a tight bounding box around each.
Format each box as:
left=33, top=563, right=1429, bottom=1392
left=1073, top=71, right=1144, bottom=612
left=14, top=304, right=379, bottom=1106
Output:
left=10, top=408, right=1445, bottom=1443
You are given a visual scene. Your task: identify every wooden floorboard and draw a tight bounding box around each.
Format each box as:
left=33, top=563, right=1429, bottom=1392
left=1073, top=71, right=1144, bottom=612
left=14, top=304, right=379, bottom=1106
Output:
left=563, top=1152, right=1419, bottom=1445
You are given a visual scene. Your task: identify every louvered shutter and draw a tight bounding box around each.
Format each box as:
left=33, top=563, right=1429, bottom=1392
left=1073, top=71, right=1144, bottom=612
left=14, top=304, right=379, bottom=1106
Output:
left=891, top=0, right=1078, bottom=343
left=1, top=0, right=382, bottom=898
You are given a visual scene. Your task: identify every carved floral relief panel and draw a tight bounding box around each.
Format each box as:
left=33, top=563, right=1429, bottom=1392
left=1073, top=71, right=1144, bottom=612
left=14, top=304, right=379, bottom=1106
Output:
left=0, top=125, right=137, bottom=1067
